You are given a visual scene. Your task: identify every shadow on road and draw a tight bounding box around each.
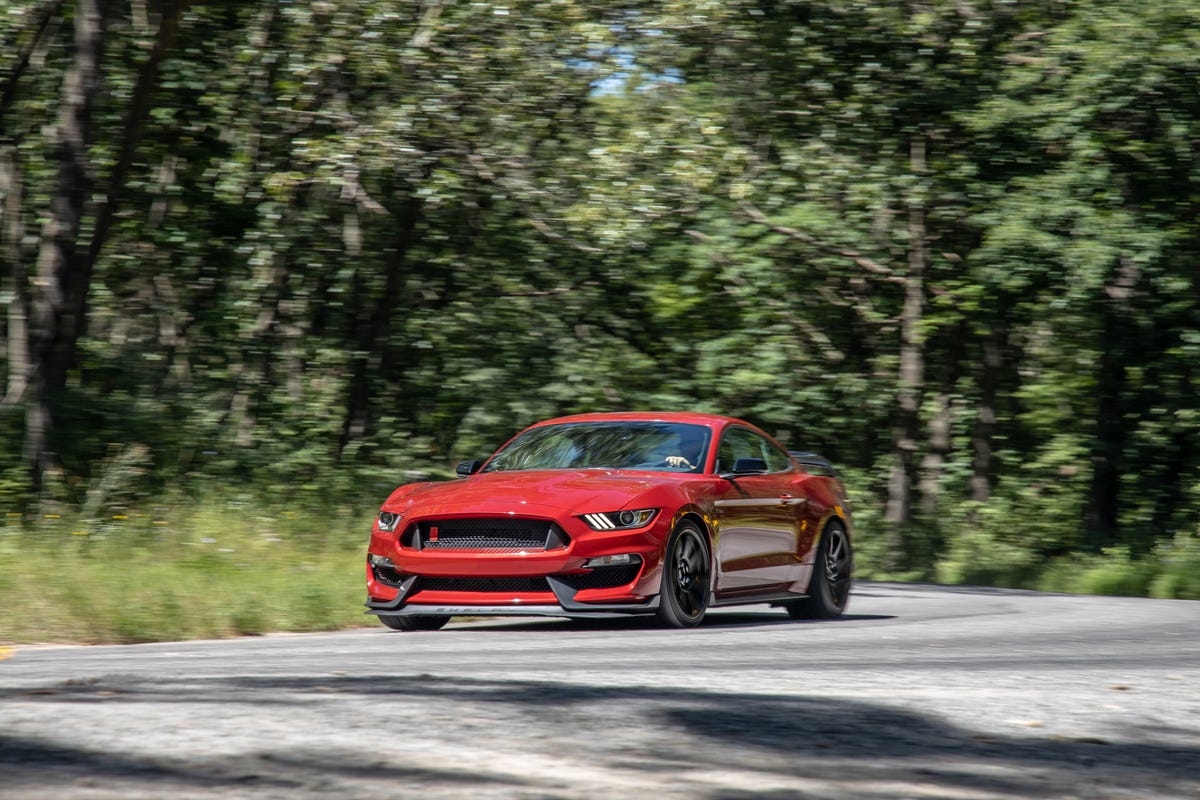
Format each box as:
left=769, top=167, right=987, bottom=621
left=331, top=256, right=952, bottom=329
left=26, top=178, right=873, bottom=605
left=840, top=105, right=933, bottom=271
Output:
left=3, top=673, right=1196, bottom=799
left=0, top=730, right=531, bottom=796
left=437, top=610, right=895, bottom=634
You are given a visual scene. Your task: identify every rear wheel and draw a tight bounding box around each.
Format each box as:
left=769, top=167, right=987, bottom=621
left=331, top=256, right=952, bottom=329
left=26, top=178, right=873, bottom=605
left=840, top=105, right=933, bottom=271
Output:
left=378, top=614, right=451, bottom=631
left=786, top=519, right=852, bottom=619
left=655, top=520, right=711, bottom=628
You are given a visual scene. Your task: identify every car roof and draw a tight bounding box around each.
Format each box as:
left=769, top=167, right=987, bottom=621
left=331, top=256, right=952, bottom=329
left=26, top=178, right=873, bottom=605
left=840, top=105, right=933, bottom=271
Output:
left=529, top=411, right=743, bottom=430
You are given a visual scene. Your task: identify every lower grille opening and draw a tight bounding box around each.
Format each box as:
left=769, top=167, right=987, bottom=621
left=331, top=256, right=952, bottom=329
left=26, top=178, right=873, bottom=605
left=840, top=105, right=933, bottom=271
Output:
left=372, top=565, right=407, bottom=588
left=557, top=564, right=641, bottom=591
left=414, top=576, right=552, bottom=593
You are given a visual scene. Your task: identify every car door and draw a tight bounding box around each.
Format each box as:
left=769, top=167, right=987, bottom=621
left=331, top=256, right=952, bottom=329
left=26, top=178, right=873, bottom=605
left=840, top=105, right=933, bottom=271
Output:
left=712, top=426, right=806, bottom=594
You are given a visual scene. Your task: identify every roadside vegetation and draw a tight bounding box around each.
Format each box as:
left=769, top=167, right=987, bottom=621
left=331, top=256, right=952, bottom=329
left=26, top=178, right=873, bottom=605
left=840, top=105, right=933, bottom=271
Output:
left=3, top=489, right=1197, bottom=646
left=0, top=496, right=372, bottom=644
left=2, top=1, right=1199, bottom=644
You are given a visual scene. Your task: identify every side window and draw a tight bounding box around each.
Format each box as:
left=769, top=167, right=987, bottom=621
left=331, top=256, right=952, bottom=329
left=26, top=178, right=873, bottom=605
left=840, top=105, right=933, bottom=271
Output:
left=716, top=436, right=737, bottom=474
left=717, top=427, right=791, bottom=473
left=762, top=438, right=792, bottom=472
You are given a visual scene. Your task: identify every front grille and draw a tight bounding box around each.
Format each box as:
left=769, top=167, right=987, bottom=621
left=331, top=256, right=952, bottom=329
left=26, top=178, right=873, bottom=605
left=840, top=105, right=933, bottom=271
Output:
left=410, top=518, right=568, bottom=551
left=413, top=576, right=552, bottom=593
left=557, top=564, right=641, bottom=591
left=372, top=565, right=406, bottom=588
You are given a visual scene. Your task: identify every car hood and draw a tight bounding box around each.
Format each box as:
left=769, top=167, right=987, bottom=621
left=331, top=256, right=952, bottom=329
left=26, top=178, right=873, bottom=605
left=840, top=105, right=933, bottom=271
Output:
left=385, top=470, right=662, bottom=516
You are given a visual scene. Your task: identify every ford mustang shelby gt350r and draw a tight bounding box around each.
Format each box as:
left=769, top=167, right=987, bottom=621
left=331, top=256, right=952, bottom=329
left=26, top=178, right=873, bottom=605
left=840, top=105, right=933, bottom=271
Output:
left=365, top=412, right=852, bottom=630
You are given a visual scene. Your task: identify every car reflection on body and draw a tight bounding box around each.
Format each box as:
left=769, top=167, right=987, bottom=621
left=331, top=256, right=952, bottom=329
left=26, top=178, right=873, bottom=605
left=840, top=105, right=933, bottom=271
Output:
left=365, top=412, right=853, bottom=630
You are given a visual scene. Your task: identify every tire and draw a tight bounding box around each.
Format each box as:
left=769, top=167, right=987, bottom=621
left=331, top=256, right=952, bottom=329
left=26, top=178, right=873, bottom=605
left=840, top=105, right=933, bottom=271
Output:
left=378, top=614, right=451, bottom=631
left=786, top=519, right=852, bottom=620
left=655, top=520, right=711, bottom=628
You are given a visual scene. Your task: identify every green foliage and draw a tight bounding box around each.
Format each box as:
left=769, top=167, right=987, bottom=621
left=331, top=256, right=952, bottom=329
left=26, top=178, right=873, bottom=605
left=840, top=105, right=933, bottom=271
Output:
left=1149, top=533, right=1200, bottom=600
left=1038, top=547, right=1158, bottom=599
left=1037, top=539, right=1195, bottom=600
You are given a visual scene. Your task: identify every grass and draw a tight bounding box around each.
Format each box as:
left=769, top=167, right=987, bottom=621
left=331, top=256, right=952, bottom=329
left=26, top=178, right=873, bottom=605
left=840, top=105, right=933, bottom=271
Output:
left=3, top=496, right=1197, bottom=646
left=1034, top=535, right=1200, bottom=599
left=0, top=499, right=375, bottom=645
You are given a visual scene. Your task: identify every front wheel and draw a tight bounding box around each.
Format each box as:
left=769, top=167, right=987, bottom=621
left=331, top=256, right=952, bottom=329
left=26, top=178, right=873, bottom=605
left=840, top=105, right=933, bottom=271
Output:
left=378, top=614, right=450, bottom=632
left=786, top=519, right=852, bottom=620
left=655, top=520, right=711, bottom=628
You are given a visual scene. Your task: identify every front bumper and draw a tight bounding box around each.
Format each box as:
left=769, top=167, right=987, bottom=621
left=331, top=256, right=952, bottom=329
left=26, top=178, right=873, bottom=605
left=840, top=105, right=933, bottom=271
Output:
left=365, top=511, right=671, bottom=617
left=364, top=574, right=661, bottom=618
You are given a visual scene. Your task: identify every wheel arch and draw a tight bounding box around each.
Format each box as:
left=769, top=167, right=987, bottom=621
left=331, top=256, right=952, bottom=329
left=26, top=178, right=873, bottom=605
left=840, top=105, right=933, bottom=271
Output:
left=832, top=504, right=853, bottom=537
left=655, top=510, right=713, bottom=627
left=821, top=505, right=853, bottom=541
left=816, top=513, right=854, bottom=556
left=815, top=512, right=854, bottom=572
left=674, top=508, right=715, bottom=561
left=804, top=510, right=853, bottom=572
left=663, top=508, right=717, bottom=593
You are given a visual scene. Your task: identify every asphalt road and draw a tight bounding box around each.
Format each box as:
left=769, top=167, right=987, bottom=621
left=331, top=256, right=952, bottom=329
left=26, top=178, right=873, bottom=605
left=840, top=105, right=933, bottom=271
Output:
left=2, top=582, right=1198, bottom=800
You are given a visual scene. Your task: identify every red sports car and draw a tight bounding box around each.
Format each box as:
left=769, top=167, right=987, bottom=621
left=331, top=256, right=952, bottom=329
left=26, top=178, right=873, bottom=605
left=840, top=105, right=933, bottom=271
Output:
left=365, top=412, right=853, bottom=630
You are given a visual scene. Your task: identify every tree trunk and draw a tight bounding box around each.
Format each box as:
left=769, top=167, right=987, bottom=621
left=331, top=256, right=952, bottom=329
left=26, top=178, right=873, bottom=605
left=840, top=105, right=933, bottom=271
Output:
left=85, top=0, right=190, bottom=273
left=0, top=2, right=62, bottom=410
left=1, top=147, right=29, bottom=405
left=919, top=392, right=951, bottom=516
left=0, top=1, right=67, bottom=126
left=1086, top=317, right=1124, bottom=545
left=26, top=0, right=106, bottom=488
left=1085, top=259, right=1139, bottom=548
left=883, top=135, right=928, bottom=566
left=969, top=328, right=1002, bottom=504
left=338, top=197, right=421, bottom=459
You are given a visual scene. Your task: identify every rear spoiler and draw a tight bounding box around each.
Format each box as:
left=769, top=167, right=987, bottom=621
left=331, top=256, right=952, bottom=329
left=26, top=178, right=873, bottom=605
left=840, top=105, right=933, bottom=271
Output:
left=788, top=451, right=838, bottom=477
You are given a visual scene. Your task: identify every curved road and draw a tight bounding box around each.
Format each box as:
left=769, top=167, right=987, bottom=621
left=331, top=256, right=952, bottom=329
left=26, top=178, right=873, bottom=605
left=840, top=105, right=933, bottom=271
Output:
left=2, top=582, right=1198, bottom=799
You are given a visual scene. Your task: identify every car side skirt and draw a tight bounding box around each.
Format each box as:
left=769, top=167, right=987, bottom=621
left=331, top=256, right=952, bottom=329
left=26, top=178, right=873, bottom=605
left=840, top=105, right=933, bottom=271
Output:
left=709, top=590, right=809, bottom=608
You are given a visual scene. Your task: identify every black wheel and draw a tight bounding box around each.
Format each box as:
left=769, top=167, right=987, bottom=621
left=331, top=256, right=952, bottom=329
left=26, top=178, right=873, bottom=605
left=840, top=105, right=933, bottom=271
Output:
left=786, top=520, right=852, bottom=619
left=655, top=520, right=711, bottom=628
left=378, top=614, right=450, bottom=631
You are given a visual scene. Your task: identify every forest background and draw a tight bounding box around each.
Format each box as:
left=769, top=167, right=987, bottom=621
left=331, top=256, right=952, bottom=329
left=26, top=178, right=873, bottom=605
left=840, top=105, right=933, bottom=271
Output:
left=2, top=0, right=1199, bottom=643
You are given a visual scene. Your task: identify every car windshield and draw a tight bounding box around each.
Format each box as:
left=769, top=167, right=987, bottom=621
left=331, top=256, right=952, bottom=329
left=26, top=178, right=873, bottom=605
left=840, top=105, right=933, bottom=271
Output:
left=483, top=421, right=711, bottom=474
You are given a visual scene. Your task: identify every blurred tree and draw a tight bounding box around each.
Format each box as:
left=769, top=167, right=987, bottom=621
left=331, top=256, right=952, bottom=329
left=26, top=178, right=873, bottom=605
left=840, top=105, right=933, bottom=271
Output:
left=970, top=0, right=1200, bottom=550
left=26, top=0, right=107, bottom=490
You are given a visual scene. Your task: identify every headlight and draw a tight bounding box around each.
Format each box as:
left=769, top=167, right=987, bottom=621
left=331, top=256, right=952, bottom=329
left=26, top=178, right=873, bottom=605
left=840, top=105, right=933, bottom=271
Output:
left=376, top=511, right=402, bottom=532
left=581, top=508, right=658, bottom=531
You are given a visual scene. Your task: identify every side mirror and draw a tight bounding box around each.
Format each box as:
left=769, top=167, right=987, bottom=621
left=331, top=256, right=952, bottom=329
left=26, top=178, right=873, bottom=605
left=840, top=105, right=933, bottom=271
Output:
left=719, top=457, right=768, bottom=479
left=455, top=459, right=483, bottom=477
